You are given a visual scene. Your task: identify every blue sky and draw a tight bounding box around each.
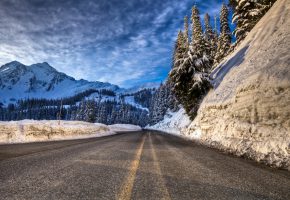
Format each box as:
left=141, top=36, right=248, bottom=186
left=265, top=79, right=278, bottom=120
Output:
left=0, top=0, right=228, bottom=88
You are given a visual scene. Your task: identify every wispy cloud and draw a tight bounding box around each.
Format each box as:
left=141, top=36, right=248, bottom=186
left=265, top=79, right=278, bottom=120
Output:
left=0, top=0, right=226, bottom=87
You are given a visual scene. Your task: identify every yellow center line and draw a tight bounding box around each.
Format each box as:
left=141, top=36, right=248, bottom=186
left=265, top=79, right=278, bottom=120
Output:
left=117, top=134, right=146, bottom=200
left=149, top=133, right=171, bottom=200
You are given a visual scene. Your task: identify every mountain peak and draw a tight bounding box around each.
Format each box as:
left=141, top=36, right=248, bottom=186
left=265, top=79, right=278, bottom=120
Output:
left=0, top=61, right=26, bottom=73
left=29, top=62, right=57, bottom=72
left=8, top=60, right=22, bottom=64
left=0, top=61, right=122, bottom=104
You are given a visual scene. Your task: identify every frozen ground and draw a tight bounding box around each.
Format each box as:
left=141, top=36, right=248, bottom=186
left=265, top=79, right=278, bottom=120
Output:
left=0, top=120, right=141, bottom=144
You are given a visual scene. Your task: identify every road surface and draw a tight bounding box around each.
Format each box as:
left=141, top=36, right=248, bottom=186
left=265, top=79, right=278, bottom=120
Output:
left=0, top=131, right=289, bottom=200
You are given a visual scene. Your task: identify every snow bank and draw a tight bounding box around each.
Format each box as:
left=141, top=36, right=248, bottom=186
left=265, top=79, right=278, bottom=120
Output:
left=0, top=120, right=115, bottom=144
left=186, top=0, right=290, bottom=170
left=147, top=108, right=191, bottom=136
left=108, top=124, right=142, bottom=132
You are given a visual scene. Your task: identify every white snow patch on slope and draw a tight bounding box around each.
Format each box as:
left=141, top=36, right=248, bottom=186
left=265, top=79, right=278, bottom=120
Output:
left=109, top=124, right=142, bottom=132
left=124, top=96, right=149, bottom=111
left=147, top=108, right=191, bottom=136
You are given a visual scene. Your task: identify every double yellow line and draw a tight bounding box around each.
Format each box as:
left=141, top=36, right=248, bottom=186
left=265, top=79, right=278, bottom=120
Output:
left=117, top=133, right=171, bottom=200
left=118, top=134, right=146, bottom=200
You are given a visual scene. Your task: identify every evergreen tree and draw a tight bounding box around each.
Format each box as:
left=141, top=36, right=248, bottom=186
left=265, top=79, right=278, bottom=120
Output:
left=85, top=100, right=96, bottom=123
left=184, top=16, right=190, bottom=48
left=214, top=4, right=232, bottom=66
left=230, top=0, right=276, bottom=42
left=172, top=31, right=187, bottom=69
left=204, top=13, right=216, bottom=65
left=191, top=6, right=206, bottom=58
left=169, top=5, right=211, bottom=118
left=76, top=100, right=86, bottom=121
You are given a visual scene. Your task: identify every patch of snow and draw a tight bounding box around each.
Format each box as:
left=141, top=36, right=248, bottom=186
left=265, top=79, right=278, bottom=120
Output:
left=146, top=108, right=191, bottom=137
left=124, top=96, right=149, bottom=111
left=109, top=124, right=142, bottom=132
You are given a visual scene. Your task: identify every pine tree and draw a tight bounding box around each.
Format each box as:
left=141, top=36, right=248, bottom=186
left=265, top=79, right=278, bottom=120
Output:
left=76, top=100, right=86, bottom=120
left=169, top=5, right=212, bottom=118
left=230, top=0, right=276, bottom=42
left=191, top=6, right=206, bottom=58
left=204, top=13, right=216, bottom=65
left=172, top=31, right=187, bottom=69
left=214, top=4, right=232, bottom=66
left=184, top=16, right=190, bottom=48
left=85, top=100, right=96, bottom=123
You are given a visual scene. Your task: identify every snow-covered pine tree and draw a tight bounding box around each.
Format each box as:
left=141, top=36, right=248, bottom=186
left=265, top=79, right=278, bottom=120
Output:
left=204, top=13, right=216, bottom=65
left=184, top=16, right=190, bottom=48
left=172, top=30, right=187, bottom=69
left=76, top=100, right=86, bottom=120
left=169, top=5, right=211, bottom=119
left=191, top=6, right=206, bottom=60
left=84, top=100, right=96, bottom=123
left=214, top=3, right=232, bottom=66
left=230, top=0, right=276, bottom=42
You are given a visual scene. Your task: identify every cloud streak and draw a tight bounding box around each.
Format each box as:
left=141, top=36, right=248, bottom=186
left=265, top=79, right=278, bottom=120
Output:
left=0, top=0, right=227, bottom=87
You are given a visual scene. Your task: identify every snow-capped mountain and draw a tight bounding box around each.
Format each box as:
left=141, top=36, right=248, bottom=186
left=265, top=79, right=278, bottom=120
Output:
left=0, top=61, right=120, bottom=104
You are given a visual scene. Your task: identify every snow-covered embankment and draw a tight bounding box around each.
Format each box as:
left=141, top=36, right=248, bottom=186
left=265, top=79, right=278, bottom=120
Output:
left=188, top=0, right=290, bottom=170
left=0, top=120, right=141, bottom=144
left=149, top=0, right=290, bottom=170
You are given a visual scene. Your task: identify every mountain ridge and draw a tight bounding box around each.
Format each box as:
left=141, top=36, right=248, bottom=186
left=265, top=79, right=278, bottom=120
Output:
left=0, top=61, right=121, bottom=105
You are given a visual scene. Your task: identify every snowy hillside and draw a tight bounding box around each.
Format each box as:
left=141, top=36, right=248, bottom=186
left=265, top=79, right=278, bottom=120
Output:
left=122, top=82, right=160, bottom=94
left=0, top=61, right=119, bottom=105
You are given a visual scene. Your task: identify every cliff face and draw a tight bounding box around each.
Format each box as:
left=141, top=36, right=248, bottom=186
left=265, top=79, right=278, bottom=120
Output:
left=186, top=0, right=290, bottom=169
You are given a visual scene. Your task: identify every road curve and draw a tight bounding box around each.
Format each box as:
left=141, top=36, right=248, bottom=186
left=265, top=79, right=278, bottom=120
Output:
left=0, top=131, right=289, bottom=200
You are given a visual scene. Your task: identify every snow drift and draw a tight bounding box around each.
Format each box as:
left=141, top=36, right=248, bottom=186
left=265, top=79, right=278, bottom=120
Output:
left=109, top=124, right=142, bottom=132
left=147, top=108, right=191, bottom=136
left=0, top=120, right=116, bottom=144
left=0, top=120, right=144, bottom=144
left=186, top=0, right=290, bottom=170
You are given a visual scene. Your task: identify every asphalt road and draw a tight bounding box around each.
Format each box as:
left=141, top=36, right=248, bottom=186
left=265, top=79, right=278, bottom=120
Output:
left=0, top=131, right=289, bottom=200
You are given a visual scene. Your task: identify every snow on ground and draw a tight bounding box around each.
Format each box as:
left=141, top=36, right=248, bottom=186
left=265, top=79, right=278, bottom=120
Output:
left=109, top=124, right=142, bottom=132
left=147, top=108, right=191, bottom=137
left=0, top=120, right=140, bottom=144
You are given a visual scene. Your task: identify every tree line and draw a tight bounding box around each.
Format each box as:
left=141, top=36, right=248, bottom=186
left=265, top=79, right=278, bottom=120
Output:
left=0, top=85, right=178, bottom=127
